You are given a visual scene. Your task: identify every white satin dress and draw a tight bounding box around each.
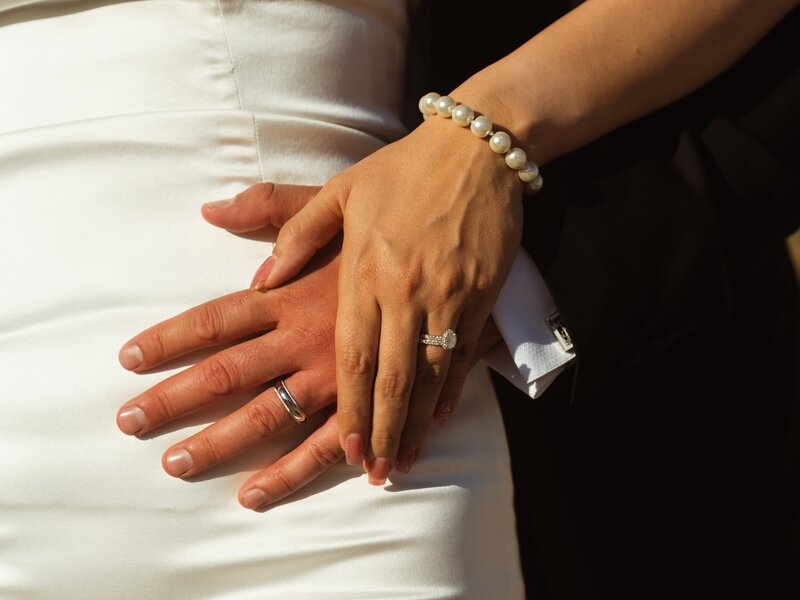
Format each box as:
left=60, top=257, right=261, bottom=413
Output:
left=0, top=1, right=525, bottom=598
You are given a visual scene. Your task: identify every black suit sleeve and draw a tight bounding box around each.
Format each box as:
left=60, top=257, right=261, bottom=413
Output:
left=524, top=8, right=800, bottom=402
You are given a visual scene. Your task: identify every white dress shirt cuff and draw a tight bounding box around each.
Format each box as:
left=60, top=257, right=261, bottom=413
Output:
left=486, top=249, right=576, bottom=399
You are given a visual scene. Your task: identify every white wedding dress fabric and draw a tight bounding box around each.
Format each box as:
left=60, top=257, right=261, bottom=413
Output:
left=0, top=1, right=525, bottom=598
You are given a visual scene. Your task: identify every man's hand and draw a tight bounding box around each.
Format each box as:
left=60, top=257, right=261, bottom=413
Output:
left=116, top=184, right=348, bottom=508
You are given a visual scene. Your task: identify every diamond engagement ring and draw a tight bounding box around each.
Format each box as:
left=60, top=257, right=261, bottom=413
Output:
left=274, top=379, right=307, bottom=424
left=419, top=328, right=458, bottom=350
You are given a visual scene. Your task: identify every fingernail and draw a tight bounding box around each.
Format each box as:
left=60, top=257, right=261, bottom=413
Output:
left=368, top=458, right=391, bottom=486
left=435, top=402, right=452, bottom=426
left=203, top=199, right=232, bottom=210
left=164, top=448, right=193, bottom=477
left=242, top=488, right=268, bottom=509
left=345, top=433, right=365, bottom=466
left=396, top=445, right=417, bottom=474
left=250, top=256, right=276, bottom=290
left=118, top=344, right=143, bottom=370
left=117, top=406, right=146, bottom=435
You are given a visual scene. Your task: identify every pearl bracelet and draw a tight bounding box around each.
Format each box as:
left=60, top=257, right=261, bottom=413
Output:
left=418, top=92, right=543, bottom=196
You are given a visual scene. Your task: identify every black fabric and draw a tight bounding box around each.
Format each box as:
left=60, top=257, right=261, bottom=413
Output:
left=408, top=2, right=800, bottom=598
left=421, top=2, right=800, bottom=404
left=494, top=245, right=799, bottom=598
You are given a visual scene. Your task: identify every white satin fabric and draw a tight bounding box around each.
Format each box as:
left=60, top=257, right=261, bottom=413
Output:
left=0, top=1, right=524, bottom=598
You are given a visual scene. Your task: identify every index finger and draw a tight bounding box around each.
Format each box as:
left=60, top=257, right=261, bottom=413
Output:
left=118, top=289, right=279, bottom=372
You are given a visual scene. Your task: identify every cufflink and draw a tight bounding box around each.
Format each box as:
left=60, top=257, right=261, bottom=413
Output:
left=546, top=311, right=574, bottom=352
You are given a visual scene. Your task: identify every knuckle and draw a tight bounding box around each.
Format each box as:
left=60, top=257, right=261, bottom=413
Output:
left=435, top=402, right=457, bottom=424
left=437, top=270, right=465, bottom=299
left=340, top=350, right=373, bottom=378
left=146, top=387, right=177, bottom=422
left=357, top=260, right=426, bottom=303
left=415, top=360, right=444, bottom=387
left=304, top=440, right=343, bottom=469
left=191, top=303, right=225, bottom=344
left=140, top=329, right=168, bottom=362
left=244, top=400, right=283, bottom=439
left=243, top=292, right=273, bottom=328
left=336, top=402, right=366, bottom=422
left=397, top=278, right=417, bottom=300
left=250, top=181, right=275, bottom=201
left=289, top=322, right=333, bottom=353
left=269, top=467, right=298, bottom=496
left=474, top=273, right=496, bottom=294
left=375, top=368, right=411, bottom=401
left=199, top=356, right=239, bottom=396
left=370, top=429, right=400, bottom=450
left=277, top=220, right=302, bottom=248
left=196, top=434, right=226, bottom=465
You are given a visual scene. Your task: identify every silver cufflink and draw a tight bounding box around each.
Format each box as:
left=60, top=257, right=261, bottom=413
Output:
left=546, top=311, right=574, bottom=352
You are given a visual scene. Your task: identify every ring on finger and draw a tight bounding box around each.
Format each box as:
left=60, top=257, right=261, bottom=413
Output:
left=274, top=379, right=307, bottom=424
left=419, top=328, right=457, bottom=350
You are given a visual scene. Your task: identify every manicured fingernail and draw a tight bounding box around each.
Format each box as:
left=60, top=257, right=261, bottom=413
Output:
left=117, top=406, right=146, bottom=435
left=435, top=402, right=452, bottom=425
left=250, top=256, right=276, bottom=290
left=242, top=488, right=268, bottom=509
left=118, top=344, right=143, bottom=370
left=396, top=445, right=417, bottom=474
left=345, top=433, right=364, bottom=466
left=164, top=448, right=193, bottom=477
left=368, top=458, right=391, bottom=486
left=203, top=199, right=232, bottom=210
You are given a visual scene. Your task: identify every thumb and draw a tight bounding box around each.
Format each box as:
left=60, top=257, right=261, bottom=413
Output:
left=251, top=182, right=345, bottom=290
left=201, top=182, right=321, bottom=233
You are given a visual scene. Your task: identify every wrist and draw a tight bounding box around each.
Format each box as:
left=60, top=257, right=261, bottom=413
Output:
left=448, top=62, right=568, bottom=167
left=417, top=91, right=543, bottom=195
left=449, top=73, right=541, bottom=159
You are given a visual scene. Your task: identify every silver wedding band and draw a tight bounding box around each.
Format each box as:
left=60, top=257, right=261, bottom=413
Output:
left=419, top=328, right=458, bottom=350
left=274, top=379, right=307, bottom=424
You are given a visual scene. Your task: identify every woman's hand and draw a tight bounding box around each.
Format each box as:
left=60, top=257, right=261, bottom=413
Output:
left=250, top=115, right=524, bottom=483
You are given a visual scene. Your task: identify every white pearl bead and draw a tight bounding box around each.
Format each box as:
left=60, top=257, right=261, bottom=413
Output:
left=518, top=162, right=540, bottom=182
left=451, top=104, right=474, bottom=127
left=418, top=92, right=440, bottom=115
left=470, top=116, right=492, bottom=138
left=489, top=131, right=511, bottom=154
left=524, top=175, right=544, bottom=195
left=435, top=96, right=456, bottom=117
left=505, top=147, right=527, bottom=170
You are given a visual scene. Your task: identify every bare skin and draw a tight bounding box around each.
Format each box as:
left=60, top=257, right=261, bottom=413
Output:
left=119, top=0, right=799, bottom=498
left=253, top=0, right=800, bottom=484
left=117, top=183, right=504, bottom=506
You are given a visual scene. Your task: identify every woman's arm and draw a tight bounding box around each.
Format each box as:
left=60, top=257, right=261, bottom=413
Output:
left=255, top=0, right=798, bottom=483
left=455, top=0, right=799, bottom=165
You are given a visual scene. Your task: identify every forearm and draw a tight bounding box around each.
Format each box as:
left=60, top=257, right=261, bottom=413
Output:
left=452, top=0, right=799, bottom=165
